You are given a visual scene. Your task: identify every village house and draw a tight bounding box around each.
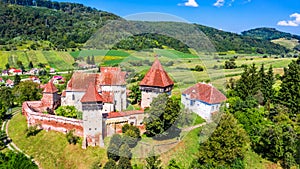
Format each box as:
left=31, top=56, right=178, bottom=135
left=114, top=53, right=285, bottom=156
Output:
left=5, top=79, right=14, bottom=88
left=2, top=70, right=9, bottom=76
left=181, top=82, right=227, bottom=121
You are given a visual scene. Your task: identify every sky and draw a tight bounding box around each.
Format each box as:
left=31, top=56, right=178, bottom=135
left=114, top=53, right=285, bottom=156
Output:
left=58, top=0, right=300, bottom=35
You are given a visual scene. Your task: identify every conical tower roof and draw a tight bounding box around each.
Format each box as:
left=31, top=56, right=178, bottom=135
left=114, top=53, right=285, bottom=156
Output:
left=43, top=80, right=58, bottom=93
left=140, top=58, right=174, bottom=87
left=80, top=82, right=103, bottom=103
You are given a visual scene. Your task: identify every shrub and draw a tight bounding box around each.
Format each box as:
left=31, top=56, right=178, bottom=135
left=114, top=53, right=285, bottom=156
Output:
left=66, top=130, right=79, bottom=145
left=25, top=125, right=41, bottom=137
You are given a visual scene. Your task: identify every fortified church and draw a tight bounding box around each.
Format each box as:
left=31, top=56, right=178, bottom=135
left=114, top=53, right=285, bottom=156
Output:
left=23, top=58, right=175, bottom=148
left=22, top=57, right=226, bottom=148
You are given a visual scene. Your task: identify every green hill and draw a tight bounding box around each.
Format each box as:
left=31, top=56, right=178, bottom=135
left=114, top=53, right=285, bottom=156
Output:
left=241, top=27, right=300, bottom=41
left=0, top=0, right=120, bottom=50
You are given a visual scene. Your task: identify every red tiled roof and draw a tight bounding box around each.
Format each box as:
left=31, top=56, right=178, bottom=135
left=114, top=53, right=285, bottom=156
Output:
left=107, top=110, right=144, bottom=119
left=182, top=83, right=227, bottom=104
left=140, top=58, right=174, bottom=87
left=43, top=81, right=58, bottom=93
left=67, top=72, right=97, bottom=92
left=98, top=68, right=126, bottom=86
left=81, top=82, right=103, bottom=103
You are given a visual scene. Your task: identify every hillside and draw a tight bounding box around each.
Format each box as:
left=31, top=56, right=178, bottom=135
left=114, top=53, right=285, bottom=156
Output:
left=0, top=0, right=120, bottom=50
left=0, top=1, right=292, bottom=55
left=241, top=27, right=300, bottom=41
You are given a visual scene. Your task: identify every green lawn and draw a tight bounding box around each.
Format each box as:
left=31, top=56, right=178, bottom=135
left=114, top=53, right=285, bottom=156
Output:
left=70, top=50, right=130, bottom=59
left=8, top=113, right=107, bottom=169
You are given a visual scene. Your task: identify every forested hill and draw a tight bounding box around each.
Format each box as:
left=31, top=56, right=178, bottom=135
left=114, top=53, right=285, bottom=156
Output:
left=0, top=0, right=120, bottom=50
left=241, top=27, right=300, bottom=41
left=0, top=0, right=292, bottom=54
left=196, top=25, right=289, bottom=54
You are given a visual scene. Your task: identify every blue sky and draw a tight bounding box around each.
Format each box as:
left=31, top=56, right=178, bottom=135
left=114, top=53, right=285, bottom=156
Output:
left=58, top=0, right=300, bottom=35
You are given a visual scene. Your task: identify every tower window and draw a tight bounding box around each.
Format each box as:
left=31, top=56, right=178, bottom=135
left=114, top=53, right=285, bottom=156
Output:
left=72, top=94, right=75, bottom=100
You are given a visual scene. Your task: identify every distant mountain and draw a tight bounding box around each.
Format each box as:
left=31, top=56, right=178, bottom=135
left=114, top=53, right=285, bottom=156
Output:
left=241, top=27, right=300, bottom=41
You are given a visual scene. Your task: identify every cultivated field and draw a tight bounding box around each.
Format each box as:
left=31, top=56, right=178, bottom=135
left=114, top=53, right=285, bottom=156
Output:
left=0, top=51, right=75, bottom=71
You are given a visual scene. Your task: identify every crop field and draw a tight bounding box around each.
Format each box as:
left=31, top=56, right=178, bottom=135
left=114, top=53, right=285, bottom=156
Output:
left=0, top=51, right=75, bottom=71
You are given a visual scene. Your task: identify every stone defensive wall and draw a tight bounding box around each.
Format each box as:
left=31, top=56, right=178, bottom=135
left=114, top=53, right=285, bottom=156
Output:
left=22, top=101, right=84, bottom=137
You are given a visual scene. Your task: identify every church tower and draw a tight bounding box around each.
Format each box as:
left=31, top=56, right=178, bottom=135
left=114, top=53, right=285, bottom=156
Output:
left=41, top=80, right=60, bottom=110
left=139, top=58, right=174, bottom=108
left=81, top=82, right=106, bottom=148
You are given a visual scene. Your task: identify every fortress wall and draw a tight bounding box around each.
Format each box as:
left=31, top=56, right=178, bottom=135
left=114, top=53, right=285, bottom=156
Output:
left=22, top=102, right=83, bottom=137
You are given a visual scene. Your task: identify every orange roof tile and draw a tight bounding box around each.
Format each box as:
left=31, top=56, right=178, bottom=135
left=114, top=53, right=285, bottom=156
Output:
left=140, top=58, right=174, bottom=87
left=182, top=83, right=227, bottom=104
left=43, top=81, right=58, bottom=93
left=81, top=82, right=103, bottom=103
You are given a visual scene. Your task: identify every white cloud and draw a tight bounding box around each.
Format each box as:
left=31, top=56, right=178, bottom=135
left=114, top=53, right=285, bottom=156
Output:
left=214, top=0, right=225, bottom=7
left=179, top=0, right=199, bottom=7
left=277, top=13, right=300, bottom=27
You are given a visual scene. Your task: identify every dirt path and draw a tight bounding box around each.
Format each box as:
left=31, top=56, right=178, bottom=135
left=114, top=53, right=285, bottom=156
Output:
left=182, top=122, right=207, bottom=132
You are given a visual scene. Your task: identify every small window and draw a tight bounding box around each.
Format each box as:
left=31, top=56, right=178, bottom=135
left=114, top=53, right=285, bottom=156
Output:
left=72, top=94, right=75, bottom=100
left=95, top=128, right=97, bottom=130
left=89, top=128, right=91, bottom=131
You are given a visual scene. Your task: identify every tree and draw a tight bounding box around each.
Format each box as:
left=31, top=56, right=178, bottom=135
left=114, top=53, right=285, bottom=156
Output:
left=107, top=134, right=122, bottom=161
left=91, top=55, right=95, bottom=65
left=258, top=64, right=275, bottom=106
left=103, top=159, right=117, bottom=169
left=86, top=56, right=91, bottom=64
left=55, top=106, right=80, bottom=119
left=0, top=151, right=38, bottom=169
left=234, top=64, right=259, bottom=100
left=122, top=124, right=140, bottom=148
left=118, top=157, right=132, bottom=169
left=0, top=87, right=14, bottom=109
left=278, top=58, right=300, bottom=115
left=13, top=81, right=42, bottom=105
left=145, top=150, right=162, bottom=169
left=258, top=123, right=298, bottom=168
left=66, top=130, right=79, bottom=145
left=144, top=94, right=180, bottom=137
left=14, top=74, right=21, bottom=86
left=28, top=61, right=34, bottom=69
left=167, top=159, right=180, bottom=169
left=196, top=113, right=250, bottom=167
left=224, top=60, right=237, bottom=69
left=5, top=63, right=10, bottom=70
left=128, top=84, right=141, bottom=104
left=119, top=143, right=132, bottom=159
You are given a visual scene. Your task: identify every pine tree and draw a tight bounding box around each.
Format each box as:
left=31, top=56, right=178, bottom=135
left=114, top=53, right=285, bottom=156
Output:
left=258, top=64, right=275, bottom=106
left=91, top=55, right=95, bottom=65
left=86, top=56, right=91, bottom=65
left=278, top=58, right=300, bottom=115
left=14, top=74, right=21, bottom=86
left=28, top=61, right=34, bottom=69
left=234, top=64, right=259, bottom=100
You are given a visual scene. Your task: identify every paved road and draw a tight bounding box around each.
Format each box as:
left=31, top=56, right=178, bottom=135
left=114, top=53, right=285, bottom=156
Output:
left=2, top=108, right=42, bottom=168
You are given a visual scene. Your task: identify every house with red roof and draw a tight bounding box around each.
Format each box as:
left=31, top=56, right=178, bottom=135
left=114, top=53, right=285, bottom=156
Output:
left=139, top=58, right=174, bottom=108
left=181, top=82, right=227, bottom=121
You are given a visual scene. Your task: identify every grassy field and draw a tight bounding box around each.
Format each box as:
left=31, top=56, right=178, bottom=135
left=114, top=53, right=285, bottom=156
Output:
left=271, top=38, right=299, bottom=49
left=8, top=113, right=107, bottom=169
left=0, top=50, right=75, bottom=71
